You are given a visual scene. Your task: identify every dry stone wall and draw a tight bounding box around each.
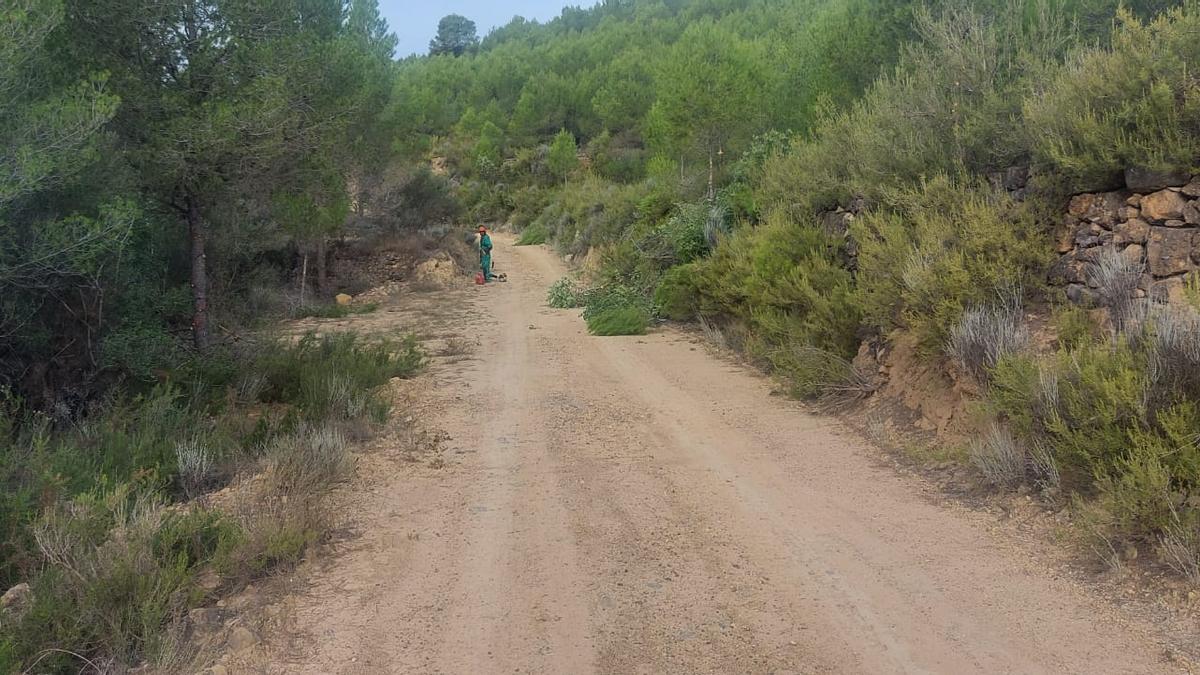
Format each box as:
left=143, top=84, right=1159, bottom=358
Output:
left=1050, top=175, right=1200, bottom=305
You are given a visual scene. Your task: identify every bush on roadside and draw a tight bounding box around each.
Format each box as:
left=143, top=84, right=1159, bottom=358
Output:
left=586, top=305, right=650, bottom=336
left=1025, top=6, right=1200, bottom=193
left=255, top=332, right=422, bottom=421
left=292, top=302, right=380, bottom=320
left=988, top=307, right=1200, bottom=557
left=947, top=288, right=1030, bottom=382
left=0, top=486, right=235, bottom=673
left=653, top=264, right=701, bottom=321
left=693, top=210, right=862, bottom=359
left=547, top=277, right=585, bottom=309
left=852, top=176, right=1050, bottom=352
left=515, top=223, right=549, bottom=246
left=969, top=424, right=1027, bottom=489
left=769, top=344, right=876, bottom=407
left=0, top=326, right=428, bottom=671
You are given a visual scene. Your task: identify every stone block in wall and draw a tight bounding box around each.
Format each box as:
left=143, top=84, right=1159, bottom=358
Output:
left=1056, top=222, right=1076, bottom=253
left=1113, top=218, right=1150, bottom=246
left=1122, top=243, right=1146, bottom=266
left=1140, top=189, right=1188, bottom=222
left=1147, top=227, right=1197, bottom=277
left=1066, top=284, right=1097, bottom=306
left=1125, top=167, right=1190, bottom=192
left=1048, top=254, right=1088, bottom=285
left=1183, top=178, right=1200, bottom=198
left=1068, top=192, right=1126, bottom=227
left=1150, top=276, right=1188, bottom=304
left=1183, top=201, right=1200, bottom=225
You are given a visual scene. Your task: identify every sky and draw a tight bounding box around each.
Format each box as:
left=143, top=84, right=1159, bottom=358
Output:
left=381, top=1, right=581, bottom=58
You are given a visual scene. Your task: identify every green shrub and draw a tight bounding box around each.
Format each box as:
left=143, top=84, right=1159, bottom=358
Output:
left=653, top=264, right=700, bottom=321
left=0, top=486, right=234, bottom=672
left=757, top=2, right=1074, bottom=215
left=293, top=302, right=379, bottom=320
left=546, top=277, right=585, bottom=308
left=693, top=210, right=861, bottom=358
left=256, top=332, right=423, bottom=421
left=586, top=305, right=649, bottom=336
left=1025, top=6, right=1200, bottom=192
left=515, top=223, right=549, bottom=246
left=581, top=285, right=650, bottom=322
left=852, top=176, right=1050, bottom=352
left=768, top=344, right=876, bottom=406
left=530, top=176, right=644, bottom=255
left=100, top=324, right=187, bottom=385
left=989, top=322, right=1200, bottom=556
left=265, top=424, right=352, bottom=496
left=1053, top=304, right=1095, bottom=350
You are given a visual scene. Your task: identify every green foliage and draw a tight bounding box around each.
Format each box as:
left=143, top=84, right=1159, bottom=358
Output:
left=586, top=305, right=650, bottom=336
left=383, top=167, right=463, bottom=231
left=852, top=176, right=1050, bottom=351
left=293, top=302, right=380, bottom=320
left=1053, top=304, right=1095, bottom=350
left=547, top=277, right=585, bottom=309
left=654, top=264, right=701, bottom=321
left=652, top=20, right=771, bottom=160
left=531, top=176, right=643, bottom=255
left=989, top=322, right=1200, bottom=552
left=758, top=1, right=1075, bottom=214
left=1186, top=273, right=1200, bottom=311
left=548, top=129, right=579, bottom=183
left=1025, top=6, right=1200, bottom=192
left=256, top=332, right=423, bottom=421
left=582, top=285, right=651, bottom=323
left=693, top=211, right=862, bottom=358
left=0, top=486, right=234, bottom=672
left=515, top=223, right=550, bottom=246
left=429, top=14, right=479, bottom=56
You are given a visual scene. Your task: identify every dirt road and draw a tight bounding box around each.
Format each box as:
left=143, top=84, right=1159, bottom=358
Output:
left=262, top=236, right=1177, bottom=674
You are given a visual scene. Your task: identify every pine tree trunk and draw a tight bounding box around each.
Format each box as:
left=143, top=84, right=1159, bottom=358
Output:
left=316, top=237, right=328, bottom=295
left=187, top=198, right=210, bottom=350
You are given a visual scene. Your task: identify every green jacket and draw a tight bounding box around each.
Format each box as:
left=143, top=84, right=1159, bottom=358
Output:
left=479, top=233, right=493, bottom=256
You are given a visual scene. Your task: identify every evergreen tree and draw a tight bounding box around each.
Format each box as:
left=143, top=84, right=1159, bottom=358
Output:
left=548, top=129, right=579, bottom=184
left=429, top=14, right=479, bottom=56
left=348, top=0, right=398, bottom=59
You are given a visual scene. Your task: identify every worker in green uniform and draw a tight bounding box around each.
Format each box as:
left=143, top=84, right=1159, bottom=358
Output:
left=478, top=226, right=493, bottom=282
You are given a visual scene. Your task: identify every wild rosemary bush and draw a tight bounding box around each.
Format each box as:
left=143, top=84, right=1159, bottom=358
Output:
left=989, top=307, right=1200, bottom=552
left=691, top=211, right=862, bottom=359
left=1026, top=5, right=1200, bottom=193
left=852, top=176, right=1050, bottom=353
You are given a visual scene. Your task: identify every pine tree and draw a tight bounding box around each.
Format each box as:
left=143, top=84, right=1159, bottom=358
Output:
left=348, top=0, right=398, bottom=59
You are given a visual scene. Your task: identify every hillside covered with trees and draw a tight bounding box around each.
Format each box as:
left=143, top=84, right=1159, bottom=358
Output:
left=399, top=0, right=1200, bottom=590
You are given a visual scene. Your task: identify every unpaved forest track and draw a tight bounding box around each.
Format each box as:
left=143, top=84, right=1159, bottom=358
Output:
left=260, top=236, right=1179, bottom=674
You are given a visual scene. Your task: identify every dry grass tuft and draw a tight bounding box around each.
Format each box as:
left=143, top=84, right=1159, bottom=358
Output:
left=968, top=423, right=1026, bottom=489
left=947, top=288, right=1029, bottom=381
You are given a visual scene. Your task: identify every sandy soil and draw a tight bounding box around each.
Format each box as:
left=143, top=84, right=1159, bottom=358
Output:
left=257, top=235, right=1185, bottom=674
